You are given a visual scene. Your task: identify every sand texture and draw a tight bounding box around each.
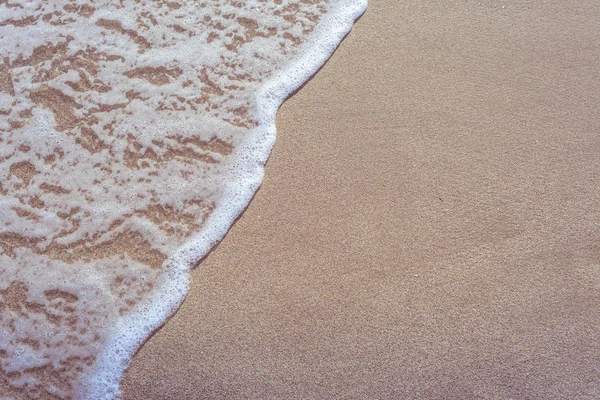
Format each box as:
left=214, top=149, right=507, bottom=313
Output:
left=123, top=1, right=600, bottom=399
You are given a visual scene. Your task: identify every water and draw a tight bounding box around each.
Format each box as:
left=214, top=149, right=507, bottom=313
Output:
left=0, top=0, right=366, bottom=398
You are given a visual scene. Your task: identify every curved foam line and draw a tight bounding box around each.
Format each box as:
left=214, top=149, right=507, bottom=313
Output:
left=79, top=1, right=367, bottom=398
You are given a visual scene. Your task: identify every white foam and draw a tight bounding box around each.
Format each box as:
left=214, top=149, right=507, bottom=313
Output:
left=0, top=1, right=366, bottom=398
left=83, top=2, right=366, bottom=397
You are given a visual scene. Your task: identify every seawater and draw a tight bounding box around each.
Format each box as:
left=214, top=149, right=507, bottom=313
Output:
left=0, top=0, right=366, bottom=398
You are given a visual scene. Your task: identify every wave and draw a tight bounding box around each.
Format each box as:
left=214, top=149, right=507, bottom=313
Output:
left=0, top=1, right=366, bottom=398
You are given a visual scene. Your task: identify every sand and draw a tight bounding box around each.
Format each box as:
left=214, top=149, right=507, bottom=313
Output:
left=122, top=1, right=600, bottom=398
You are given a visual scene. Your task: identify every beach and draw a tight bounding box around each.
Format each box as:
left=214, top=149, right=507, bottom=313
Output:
left=122, top=1, right=600, bottom=398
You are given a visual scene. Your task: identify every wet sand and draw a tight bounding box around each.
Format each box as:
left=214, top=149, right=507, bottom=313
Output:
left=122, top=1, right=600, bottom=398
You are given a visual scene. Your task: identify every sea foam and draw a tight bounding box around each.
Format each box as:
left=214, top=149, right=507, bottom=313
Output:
left=0, top=0, right=366, bottom=398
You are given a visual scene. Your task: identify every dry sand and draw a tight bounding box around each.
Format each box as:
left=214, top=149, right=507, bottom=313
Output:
left=122, top=1, right=600, bottom=398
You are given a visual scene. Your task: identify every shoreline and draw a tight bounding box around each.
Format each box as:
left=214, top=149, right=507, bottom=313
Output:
left=83, top=2, right=367, bottom=397
left=123, top=1, right=600, bottom=398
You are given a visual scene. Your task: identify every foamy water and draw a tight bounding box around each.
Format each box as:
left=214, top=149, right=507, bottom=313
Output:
left=0, top=0, right=366, bottom=398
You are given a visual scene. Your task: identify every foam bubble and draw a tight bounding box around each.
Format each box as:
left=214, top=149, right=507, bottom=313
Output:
left=0, top=0, right=366, bottom=398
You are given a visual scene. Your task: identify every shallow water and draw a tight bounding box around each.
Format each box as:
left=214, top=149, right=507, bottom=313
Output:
left=0, top=0, right=366, bottom=398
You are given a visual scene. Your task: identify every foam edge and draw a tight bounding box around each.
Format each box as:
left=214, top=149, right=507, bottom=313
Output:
left=78, top=1, right=368, bottom=398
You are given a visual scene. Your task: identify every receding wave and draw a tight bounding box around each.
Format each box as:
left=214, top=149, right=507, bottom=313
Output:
left=0, top=0, right=366, bottom=398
